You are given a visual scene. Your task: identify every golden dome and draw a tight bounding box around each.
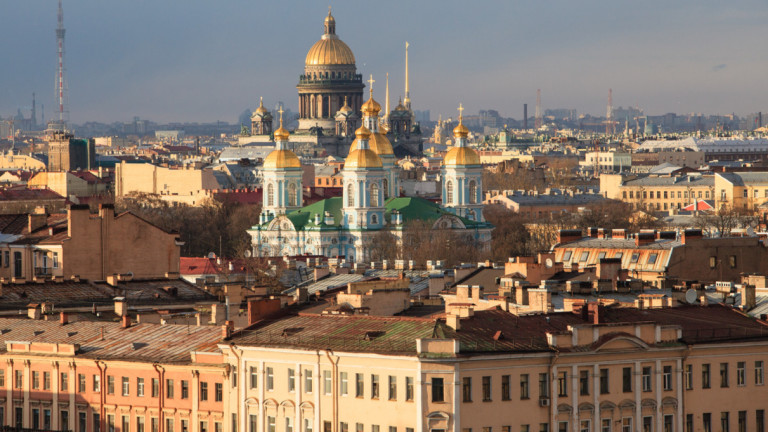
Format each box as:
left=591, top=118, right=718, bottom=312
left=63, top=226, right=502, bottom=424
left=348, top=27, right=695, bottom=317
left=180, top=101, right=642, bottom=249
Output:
left=264, top=150, right=301, bottom=169
left=255, top=97, right=269, bottom=115
left=453, top=122, right=469, bottom=138
left=361, top=95, right=382, bottom=116
left=305, top=38, right=356, bottom=66
left=443, top=146, right=481, bottom=166
left=349, top=132, right=394, bottom=156
left=338, top=96, right=353, bottom=114
left=345, top=149, right=382, bottom=169
left=355, top=126, right=371, bottom=140
left=274, top=126, right=290, bottom=142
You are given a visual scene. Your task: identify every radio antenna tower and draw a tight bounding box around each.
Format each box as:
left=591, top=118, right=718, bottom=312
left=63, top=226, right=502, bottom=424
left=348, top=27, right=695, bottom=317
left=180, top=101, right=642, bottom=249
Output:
left=605, top=88, right=613, bottom=135
left=534, top=89, right=542, bottom=130
left=55, top=0, right=68, bottom=128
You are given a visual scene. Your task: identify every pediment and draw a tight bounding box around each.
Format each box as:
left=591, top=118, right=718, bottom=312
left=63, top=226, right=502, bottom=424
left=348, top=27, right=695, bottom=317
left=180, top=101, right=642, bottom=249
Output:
left=432, top=214, right=466, bottom=230
left=267, top=216, right=296, bottom=232
left=594, top=333, right=650, bottom=352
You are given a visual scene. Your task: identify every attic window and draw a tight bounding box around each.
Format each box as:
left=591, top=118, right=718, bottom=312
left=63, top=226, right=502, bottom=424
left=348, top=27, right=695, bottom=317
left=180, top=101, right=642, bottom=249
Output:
left=67, top=332, right=77, bottom=337
left=563, top=251, right=572, bottom=261
left=363, top=331, right=385, bottom=341
left=281, top=327, right=303, bottom=337
left=132, top=342, right=147, bottom=350
left=0, top=329, right=10, bottom=335
left=34, top=331, right=44, bottom=336
left=493, top=331, right=504, bottom=341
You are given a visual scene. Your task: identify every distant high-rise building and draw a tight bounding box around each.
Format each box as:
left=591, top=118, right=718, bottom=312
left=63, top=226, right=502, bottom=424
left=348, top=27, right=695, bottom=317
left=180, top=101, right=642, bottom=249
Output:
left=47, top=131, right=95, bottom=172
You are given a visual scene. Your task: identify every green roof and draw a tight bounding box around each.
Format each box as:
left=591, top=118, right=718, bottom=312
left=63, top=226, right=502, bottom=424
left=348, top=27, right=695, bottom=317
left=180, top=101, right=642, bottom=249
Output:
left=257, top=196, right=492, bottom=231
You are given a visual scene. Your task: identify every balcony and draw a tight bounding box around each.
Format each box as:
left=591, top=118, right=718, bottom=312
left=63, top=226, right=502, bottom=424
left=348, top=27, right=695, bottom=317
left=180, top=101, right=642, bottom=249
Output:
left=34, top=267, right=53, bottom=277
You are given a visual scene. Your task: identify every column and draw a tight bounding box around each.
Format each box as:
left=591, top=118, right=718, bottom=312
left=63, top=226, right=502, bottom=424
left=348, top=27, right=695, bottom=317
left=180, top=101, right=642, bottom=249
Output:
left=634, top=361, right=641, bottom=432
left=23, top=360, right=30, bottom=428
left=52, top=362, right=59, bottom=430
left=593, top=364, right=599, bottom=431
left=551, top=366, right=558, bottom=431
left=655, top=361, right=662, bottom=432
left=415, top=364, right=423, bottom=432
left=69, top=362, right=76, bottom=432
left=5, top=360, right=12, bottom=428
left=191, top=371, right=199, bottom=432
left=676, top=359, right=683, bottom=432
left=452, top=367, right=460, bottom=432
left=571, top=365, right=577, bottom=432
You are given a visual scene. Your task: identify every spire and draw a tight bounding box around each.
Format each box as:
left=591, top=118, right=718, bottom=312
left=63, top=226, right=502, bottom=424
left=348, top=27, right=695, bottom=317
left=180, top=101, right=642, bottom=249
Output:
left=404, top=42, right=410, bottom=110
left=324, top=6, right=336, bottom=35
left=453, top=103, right=469, bottom=143
left=274, top=106, right=290, bottom=146
left=384, top=72, right=390, bottom=122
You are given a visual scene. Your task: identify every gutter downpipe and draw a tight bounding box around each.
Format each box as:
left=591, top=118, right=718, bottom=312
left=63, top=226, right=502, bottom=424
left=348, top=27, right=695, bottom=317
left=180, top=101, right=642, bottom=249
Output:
left=324, top=349, right=339, bottom=432
left=229, top=343, right=243, bottom=432
left=548, top=349, right=560, bottom=431
left=96, top=360, right=107, bottom=432
left=154, top=364, right=166, bottom=432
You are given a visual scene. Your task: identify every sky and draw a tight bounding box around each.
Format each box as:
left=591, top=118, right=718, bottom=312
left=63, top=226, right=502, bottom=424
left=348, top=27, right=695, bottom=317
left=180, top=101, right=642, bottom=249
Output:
left=1, top=0, right=767, bottom=124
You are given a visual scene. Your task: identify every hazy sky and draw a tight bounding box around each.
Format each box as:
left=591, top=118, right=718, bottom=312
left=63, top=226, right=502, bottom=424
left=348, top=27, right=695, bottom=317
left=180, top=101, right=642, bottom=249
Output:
left=1, top=0, right=766, bottom=124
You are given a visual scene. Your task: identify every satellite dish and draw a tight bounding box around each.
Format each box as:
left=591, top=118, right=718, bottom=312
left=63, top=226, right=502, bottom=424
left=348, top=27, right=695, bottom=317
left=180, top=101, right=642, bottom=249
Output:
left=545, top=258, right=553, bottom=268
left=207, top=252, right=216, bottom=259
left=685, top=288, right=697, bottom=304
left=244, top=250, right=252, bottom=258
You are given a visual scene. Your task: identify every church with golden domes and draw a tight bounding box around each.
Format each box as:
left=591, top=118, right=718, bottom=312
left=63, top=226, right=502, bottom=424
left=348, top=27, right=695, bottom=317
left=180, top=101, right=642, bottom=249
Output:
left=248, top=92, right=493, bottom=261
left=243, top=9, right=423, bottom=156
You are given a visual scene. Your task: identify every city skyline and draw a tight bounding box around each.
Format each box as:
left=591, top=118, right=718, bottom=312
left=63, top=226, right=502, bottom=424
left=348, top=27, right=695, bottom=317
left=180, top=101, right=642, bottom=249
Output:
left=1, top=0, right=766, bottom=124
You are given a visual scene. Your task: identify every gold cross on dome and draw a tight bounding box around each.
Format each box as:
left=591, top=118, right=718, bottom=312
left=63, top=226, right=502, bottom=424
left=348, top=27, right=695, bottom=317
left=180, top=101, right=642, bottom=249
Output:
left=458, top=103, right=464, bottom=118
left=278, top=106, right=284, bottom=124
left=368, top=74, right=375, bottom=90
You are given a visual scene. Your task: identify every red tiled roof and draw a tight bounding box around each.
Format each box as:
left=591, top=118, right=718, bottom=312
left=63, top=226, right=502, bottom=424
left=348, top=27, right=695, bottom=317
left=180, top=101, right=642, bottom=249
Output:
left=0, top=186, right=65, bottom=201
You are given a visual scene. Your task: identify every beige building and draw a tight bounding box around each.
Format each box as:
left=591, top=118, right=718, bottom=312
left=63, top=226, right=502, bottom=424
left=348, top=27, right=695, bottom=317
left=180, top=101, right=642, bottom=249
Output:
left=223, top=302, right=768, bottom=432
left=714, top=172, right=768, bottom=210
left=28, top=171, right=110, bottom=199
left=0, top=204, right=181, bottom=282
left=600, top=173, right=714, bottom=211
left=0, top=153, right=46, bottom=170
left=115, top=161, right=228, bottom=205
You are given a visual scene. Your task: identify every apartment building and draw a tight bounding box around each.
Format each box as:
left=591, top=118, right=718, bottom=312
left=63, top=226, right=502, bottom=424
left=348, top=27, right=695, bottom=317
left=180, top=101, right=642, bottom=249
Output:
left=0, top=316, right=228, bottom=432
left=600, top=174, right=714, bottom=211
left=222, top=303, right=768, bottom=432
left=714, top=172, right=768, bottom=210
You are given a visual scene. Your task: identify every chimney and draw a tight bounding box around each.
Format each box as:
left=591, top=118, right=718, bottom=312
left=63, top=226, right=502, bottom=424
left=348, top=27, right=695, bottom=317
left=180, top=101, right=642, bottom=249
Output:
left=98, top=203, right=115, bottom=220
left=635, top=232, right=655, bottom=246
left=587, top=227, right=600, bottom=238
left=557, top=229, right=583, bottom=244
left=114, top=297, right=127, bottom=317
left=67, top=204, right=91, bottom=238
left=682, top=229, right=703, bottom=244
left=121, top=315, right=131, bottom=328
left=222, top=320, right=234, bottom=339
left=60, top=311, right=69, bottom=325
left=27, top=304, right=41, bottom=320
left=587, top=302, right=600, bottom=324
left=741, top=285, right=757, bottom=310
left=446, top=314, right=461, bottom=331
left=28, top=209, right=48, bottom=233
left=611, top=229, right=627, bottom=239
left=471, top=285, right=483, bottom=301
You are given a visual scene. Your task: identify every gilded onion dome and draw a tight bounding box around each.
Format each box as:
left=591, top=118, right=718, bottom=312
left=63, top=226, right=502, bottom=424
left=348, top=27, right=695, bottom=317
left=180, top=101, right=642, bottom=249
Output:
left=345, top=126, right=383, bottom=169
left=264, top=111, right=301, bottom=169
left=361, top=95, right=382, bottom=117
left=255, top=97, right=269, bottom=115
left=305, top=8, right=356, bottom=66
left=443, top=146, right=481, bottom=166
left=338, top=96, right=353, bottom=115
left=349, top=132, right=394, bottom=157
left=453, top=121, right=470, bottom=138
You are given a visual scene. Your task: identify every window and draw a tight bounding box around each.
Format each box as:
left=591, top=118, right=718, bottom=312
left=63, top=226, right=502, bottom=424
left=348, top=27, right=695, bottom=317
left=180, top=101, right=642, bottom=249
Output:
left=579, top=252, right=589, bottom=262
left=721, top=412, right=730, bottom=432
left=703, top=413, right=711, bottom=432
left=710, top=256, right=717, bottom=269
left=738, top=411, right=746, bottom=432
left=702, top=364, right=711, bottom=389
left=340, top=372, right=348, bottom=396
left=152, top=418, right=159, bottom=432
left=267, top=184, right=274, bottom=206
left=757, top=361, right=764, bottom=385
left=737, top=362, right=746, bottom=386
left=107, top=415, right=115, bottom=432
left=614, top=252, right=623, bottom=259
left=215, top=383, right=223, bottom=402
left=94, top=375, right=102, bottom=393
left=268, top=418, right=275, bottom=432
left=758, top=410, right=765, bottom=432
left=557, top=372, right=567, bottom=397
left=579, top=370, right=589, bottom=396
left=266, top=367, right=274, bottom=391
left=432, top=377, right=444, bottom=402
left=642, top=416, right=652, bottom=432
left=601, top=420, right=611, bottom=432
left=686, top=414, right=693, bottom=432
left=339, top=424, right=347, bottom=432
left=122, top=416, right=130, bottom=432
left=167, top=419, right=175, bottom=432
left=630, top=253, right=640, bottom=263
left=80, top=412, right=87, bottom=432
left=540, top=424, right=549, bottom=432
left=387, top=376, right=396, bottom=400
left=324, top=371, right=332, bottom=395
left=501, top=375, right=510, bottom=401
left=152, top=379, right=159, bottom=397
left=370, top=183, right=380, bottom=207
left=79, top=374, right=86, bottom=392
left=347, top=184, right=355, bottom=206
left=621, top=418, right=632, bottom=432
left=305, top=370, right=314, bottom=393
left=121, top=377, right=130, bottom=396
left=558, top=422, right=567, bottom=432
left=166, top=379, right=174, bottom=399
left=684, top=365, right=692, bottom=390
left=106, top=376, right=114, bottom=395
left=446, top=181, right=453, bottom=204
left=663, top=365, right=672, bottom=391
left=15, top=370, right=22, bottom=389
left=371, top=374, right=379, bottom=399
left=469, top=180, right=478, bottom=204
left=355, top=424, right=363, bottom=432
left=563, top=251, right=572, bottom=261
left=648, top=253, right=658, bottom=264
left=729, top=255, right=737, bottom=268
left=355, top=373, right=364, bottom=397
left=405, top=377, right=414, bottom=401
left=199, top=382, right=208, bottom=401
left=539, top=373, right=549, bottom=398
left=599, top=369, right=609, bottom=394
left=483, top=376, right=491, bottom=402
left=288, top=369, right=296, bottom=392
left=720, top=363, right=729, bottom=388
left=181, top=380, right=189, bottom=399
left=288, top=183, right=298, bottom=207
left=33, top=371, right=40, bottom=389
left=579, top=421, right=590, bottom=432
left=249, top=416, right=258, bottom=432
left=622, top=367, right=632, bottom=393
left=137, top=378, right=145, bottom=397
left=597, top=252, right=606, bottom=261
left=137, top=417, right=145, bottom=432
left=182, top=420, right=188, bottom=432
left=286, top=418, right=294, bottom=432
left=250, top=367, right=258, bottom=389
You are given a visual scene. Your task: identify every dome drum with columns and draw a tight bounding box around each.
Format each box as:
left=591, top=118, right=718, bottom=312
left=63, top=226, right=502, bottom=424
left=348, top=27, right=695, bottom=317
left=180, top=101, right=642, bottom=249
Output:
left=297, top=8, right=364, bottom=132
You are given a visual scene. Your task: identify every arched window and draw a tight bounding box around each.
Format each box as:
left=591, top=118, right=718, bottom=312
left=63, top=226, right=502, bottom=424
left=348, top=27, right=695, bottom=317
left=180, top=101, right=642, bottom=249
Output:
left=370, top=183, right=380, bottom=207
left=446, top=180, right=454, bottom=204
left=371, top=214, right=378, bottom=225
left=347, top=183, right=355, bottom=207
left=267, top=183, right=274, bottom=207
left=469, top=180, right=478, bottom=204
left=383, top=178, right=389, bottom=199
left=288, top=182, right=297, bottom=207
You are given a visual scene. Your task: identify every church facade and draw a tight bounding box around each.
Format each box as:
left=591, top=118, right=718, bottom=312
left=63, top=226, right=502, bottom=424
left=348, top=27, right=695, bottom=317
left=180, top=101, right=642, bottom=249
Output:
left=248, top=95, right=493, bottom=262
